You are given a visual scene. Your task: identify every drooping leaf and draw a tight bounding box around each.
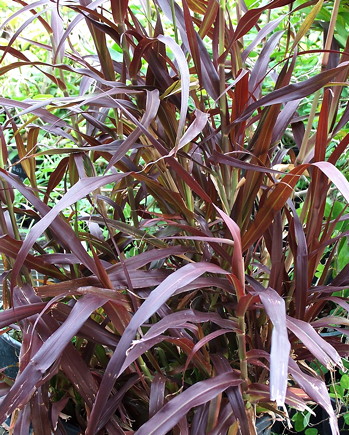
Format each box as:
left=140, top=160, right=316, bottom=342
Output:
left=0, top=294, right=105, bottom=422
left=174, top=109, right=209, bottom=153
left=135, top=372, right=242, bottom=435
left=211, top=151, right=284, bottom=174
left=86, top=262, right=228, bottom=434
left=157, top=0, right=220, bottom=99
left=233, top=0, right=297, bottom=43
left=233, top=62, right=349, bottom=124
left=242, top=15, right=285, bottom=61
left=11, top=173, right=128, bottom=287
left=136, top=309, right=237, bottom=343
left=105, top=90, right=160, bottom=170
left=289, top=358, right=339, bottom=435
left=0, top=168, right=98, bottom=275
left=0, top=303, right=48, bottom=328
left=242, top=161, right=349, bottom=251
left=254, top=287, right=291, bottom=406
left=0, top=235, right=67, bottom=281
left=286, top=316, right=343, bottom=369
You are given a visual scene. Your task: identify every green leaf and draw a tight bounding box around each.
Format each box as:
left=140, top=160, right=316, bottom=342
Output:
left=344, top=413, right=349, bottom=425
left=340, top=374, right=349, bottom=389
left=31, top=94, right=54, bottom=100
left=292, top=412, right=307, bottom=432
left=335, top=384, right=344, bottom=397
left=303, top=411, right=311, bottom=429
left=337, top=241, right=349, bottom=272
left=305, top=429, right=318, bottom=435
left=109, top=47, right=123, bottom=62
left=291, top=0, right=324, bottom=50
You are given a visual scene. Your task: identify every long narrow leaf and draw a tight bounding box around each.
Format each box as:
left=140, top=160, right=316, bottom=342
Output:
left=233, top=62, right=349, bottom=124
left=287, top=316, right=343, bottom=369
left=158, top=35, right=189, bottom=149
left=256, top=287, right=291, bottom=406
left=135, top=372, right=242, bottom=435
left=0, top=294, right=105, bottom=422
left=289, top=358, right=339, bottom=435
left=11, top=173, right=128, bottom=287
left=86, top=262, right=228, bottom=434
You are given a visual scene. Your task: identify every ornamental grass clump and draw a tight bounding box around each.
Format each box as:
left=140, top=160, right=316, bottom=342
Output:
left=0, top=0, right=348, bottom=434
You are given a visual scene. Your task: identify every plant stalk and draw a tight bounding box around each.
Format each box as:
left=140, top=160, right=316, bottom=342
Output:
left=237, top=315, right=248, bottom=387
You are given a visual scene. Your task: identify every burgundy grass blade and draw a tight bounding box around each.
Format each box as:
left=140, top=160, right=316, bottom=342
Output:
left=233, top=62, right=349, bottom=124
left=247, top=383, right=313, bottom=413
left=255, top=288, right=291, bottom=406
left=11, top=173, right=129, bottom=287
left=110, top=0, right=128, bottom=24
left=311, top=316, right=349, bottom=328
left=106, top=245, right=191, bottom=272
left=52, top=303, right=120, bottom=348
left=120, top=335, right=210, bottom=377
left=322, top=296, right=349, bottom=313
left=105, top=90, right=160, bottom=170
left=102, top=99, right=213, bottom=203
left=249, top=31, right=284, bottom=100
left=14, top=286, right=122, bottom=433
left=242, top=161, right=349, bottom=251
left=0, top=168, right=98, bottom=275
left=211, top=354, right=249, bottom=435
left=191, top=403, right=209, bottom=434
left=51, top=4, right=65, bottom=63
left=0, top=294, right=105, bottom=422
left=0, top=303, right=48, bottom=328
left=0, top=0, right=51, bottom=33
left=157, top=0, right=220, bottom=99
left=135, top=372, right=242, bottom=435
left=289, top=358, right=339, bottom=435
left=214, top=206, right=245, bottom=297
left=312, top=161, right=349, bottom=203
left=211, top=151, right=284, bottom=174
left=232, top=0, right=295, bottom=43
left=287, top=200, right=308, bottom=319
left=0, top=97, right=67, bottom=127
left=242, top=15, right=285, bottom=61
left=157, top=35, right=190, bottom=148
left=271, top=99, right=301, bottom=144
left=86, top=262, right=229, bottom=434
left=0, top=235, right=67, bottom=281
left=182, top=0, right=202, bottom=82
left=97, top=375, right=139, bottom=432
left=207, top=403, right=236, bottom=435
left=119, top=309, right=239, bottom=374
left=175, top=109, right=209, bottom=153
left=268, top=212, right=283, bottom=292
left=287, top=316, right=343, bottom=369
left=31, top=387, right=51, bottom=435
left=183, top=329, right=232, bottom=373
left=139, top=310, right=237, bottom=343
left=149, top=374, right=166, bottom=418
